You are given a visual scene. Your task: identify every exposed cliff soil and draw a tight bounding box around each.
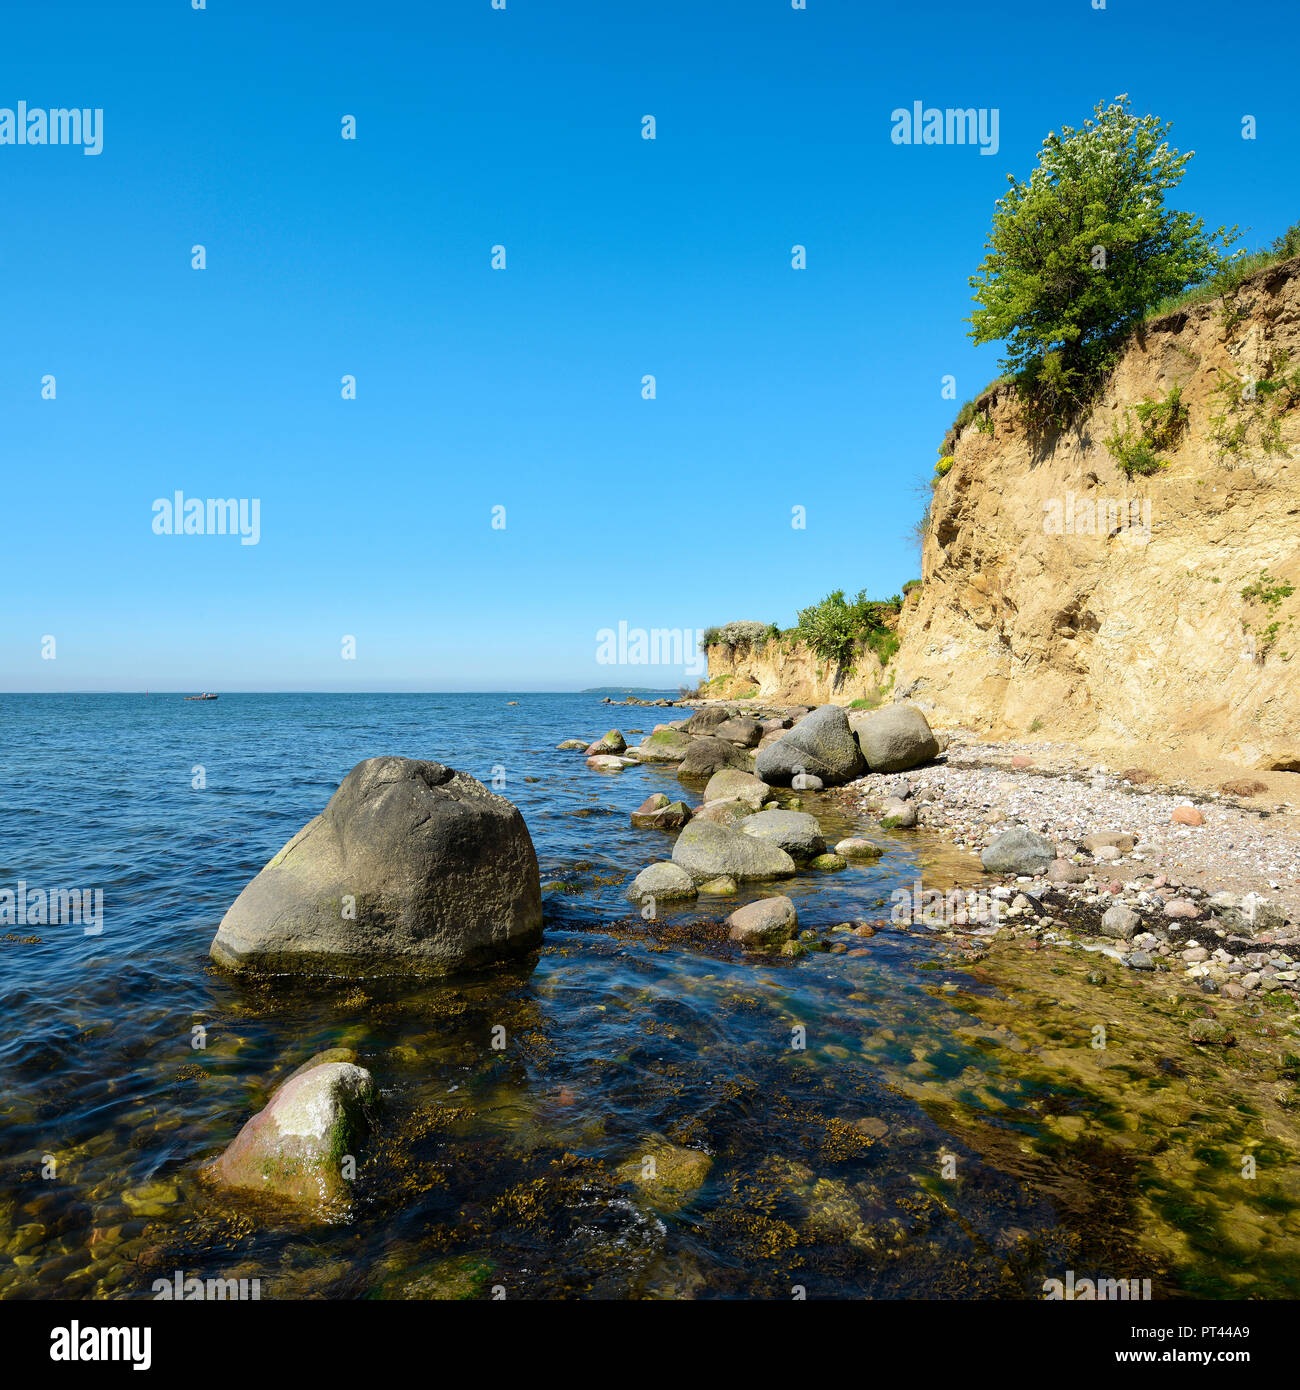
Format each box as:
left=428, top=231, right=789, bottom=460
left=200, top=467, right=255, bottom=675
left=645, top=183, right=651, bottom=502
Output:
left=700, top=639, right=889, bottom=708
left=894, top=256, right=1300, bottom=772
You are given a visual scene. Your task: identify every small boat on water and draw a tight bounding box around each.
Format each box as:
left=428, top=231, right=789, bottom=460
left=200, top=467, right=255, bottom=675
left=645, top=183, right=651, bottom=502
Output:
left=185, top=693, right=219, bottom=701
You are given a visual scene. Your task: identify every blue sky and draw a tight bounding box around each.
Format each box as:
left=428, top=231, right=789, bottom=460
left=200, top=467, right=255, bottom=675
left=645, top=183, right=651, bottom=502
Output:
left=3, top=0, right=1296, bottom=691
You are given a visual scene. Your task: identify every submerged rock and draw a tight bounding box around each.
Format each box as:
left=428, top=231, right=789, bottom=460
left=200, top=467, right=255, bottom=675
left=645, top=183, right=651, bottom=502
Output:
left=1188, top=1018, right=1234, bottom=1046
left=202, top=1051, right=376, bottom=1220
left=209, top=757, right=542, bottom=977
left=671, top=820, right=796, bottom=883
left=615, top=1137, right=713, bottom=1213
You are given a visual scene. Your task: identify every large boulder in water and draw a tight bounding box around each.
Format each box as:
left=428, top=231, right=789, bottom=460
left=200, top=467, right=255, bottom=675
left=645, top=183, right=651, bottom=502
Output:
left=209, top=757, right=543, bottom=977
left=850, top=705, right=939, bottom=773
left=755, top=704, right=865, bottom=786
left=703, top=768, right=769, bottom=809
left=726, top=895, right=798, bottom=948
left=671, top=819, right=795, bottom=882
left=625, top=861, right=697, bottom=903
left=629, top=728, right=695, bottom=763
left=677, top=737, right=755, bottom=780
left=740, top=809, right=826, bottom=861
left=202, top=1050, right=375, bottom=1220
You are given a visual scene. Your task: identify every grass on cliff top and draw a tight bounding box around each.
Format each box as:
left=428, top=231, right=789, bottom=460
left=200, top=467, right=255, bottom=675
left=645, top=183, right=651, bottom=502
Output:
left=1146, top=224, right=1300, bottom=322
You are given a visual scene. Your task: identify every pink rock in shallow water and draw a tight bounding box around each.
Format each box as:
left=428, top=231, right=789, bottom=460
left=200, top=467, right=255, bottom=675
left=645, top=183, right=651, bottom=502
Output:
left=1011, top=755, right=1032, bottom=768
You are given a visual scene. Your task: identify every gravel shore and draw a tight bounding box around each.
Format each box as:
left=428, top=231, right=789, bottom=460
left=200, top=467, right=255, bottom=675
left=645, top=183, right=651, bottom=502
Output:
left=835, top=728, right=1300, bottom=1006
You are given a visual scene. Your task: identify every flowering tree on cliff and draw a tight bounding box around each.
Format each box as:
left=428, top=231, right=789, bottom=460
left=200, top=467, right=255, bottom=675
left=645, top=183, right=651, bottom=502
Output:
left=968, top=96, right=1236, bottom=420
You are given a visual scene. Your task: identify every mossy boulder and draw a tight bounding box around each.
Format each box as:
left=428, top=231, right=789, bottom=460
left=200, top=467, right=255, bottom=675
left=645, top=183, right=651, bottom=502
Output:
left=202, top=1052, right=376, bottom=1221
left=630, top=793, right=672, bottom=827
left=585, top=730, right=627, bottom=756
left=630, top=728, right=696, bottom=763
left=677, top=737, right=756, bottom=780
left=1188, top=1019, right=1235, bottom=1046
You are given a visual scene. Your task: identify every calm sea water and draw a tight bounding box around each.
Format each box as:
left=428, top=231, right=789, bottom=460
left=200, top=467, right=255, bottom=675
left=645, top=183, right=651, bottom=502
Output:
left=0, top=693, right=1294, bottom=1299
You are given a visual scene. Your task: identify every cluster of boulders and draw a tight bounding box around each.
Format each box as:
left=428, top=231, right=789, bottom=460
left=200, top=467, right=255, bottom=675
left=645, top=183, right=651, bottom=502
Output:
left=561, top=701, right=939, bottom=792
left=559, top=701, right=940, bottom=943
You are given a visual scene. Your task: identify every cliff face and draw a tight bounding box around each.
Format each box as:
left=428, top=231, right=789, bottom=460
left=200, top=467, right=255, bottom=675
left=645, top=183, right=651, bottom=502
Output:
left=893, top=256, right=1300, bottom=770
left=702, top=639, right=888, bottom=708
left=704, top=258, right=1300, bottom=770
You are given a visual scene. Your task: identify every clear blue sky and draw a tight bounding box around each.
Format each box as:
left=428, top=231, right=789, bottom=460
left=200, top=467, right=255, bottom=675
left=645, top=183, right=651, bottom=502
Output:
left=3, top=0, right=1296, bottom=691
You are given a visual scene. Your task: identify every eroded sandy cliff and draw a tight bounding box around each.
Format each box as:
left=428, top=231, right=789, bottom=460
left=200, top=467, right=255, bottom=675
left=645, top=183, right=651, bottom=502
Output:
left=706, top=258, right=1300, bottom=770
left=896, top=256, right=1300, bottom=769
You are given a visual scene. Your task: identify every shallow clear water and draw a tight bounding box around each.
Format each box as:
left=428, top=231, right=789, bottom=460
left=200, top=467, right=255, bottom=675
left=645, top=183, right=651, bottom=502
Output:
left=2, top=693, right=1298, bottom=1300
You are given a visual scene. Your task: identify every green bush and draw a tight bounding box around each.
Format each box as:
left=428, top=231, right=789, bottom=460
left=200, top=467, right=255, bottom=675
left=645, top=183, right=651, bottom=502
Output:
left=794, top=590, right=901, bottom=669
left=1241, top=573, right=1295, bottom=608
left=934, top=455, right=955, bottom=477
left=1105, top=384, right=1188, bottom=476
left=969, top=96, right=1236, bottom=422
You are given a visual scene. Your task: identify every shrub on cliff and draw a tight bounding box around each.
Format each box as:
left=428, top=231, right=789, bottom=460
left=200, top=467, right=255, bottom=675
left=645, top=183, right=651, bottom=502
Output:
left=968, top=96, right=1236, bottom=419
left=700, top=620, right=780, bottom=652
left=794, top=590, right=900, bottom=669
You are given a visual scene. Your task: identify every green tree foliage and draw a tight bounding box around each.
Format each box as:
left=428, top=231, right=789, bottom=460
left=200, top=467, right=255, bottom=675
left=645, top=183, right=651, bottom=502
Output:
left=795, top=590, right=900, bottom=668
left=969, top=96, right=1236, bottom=417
